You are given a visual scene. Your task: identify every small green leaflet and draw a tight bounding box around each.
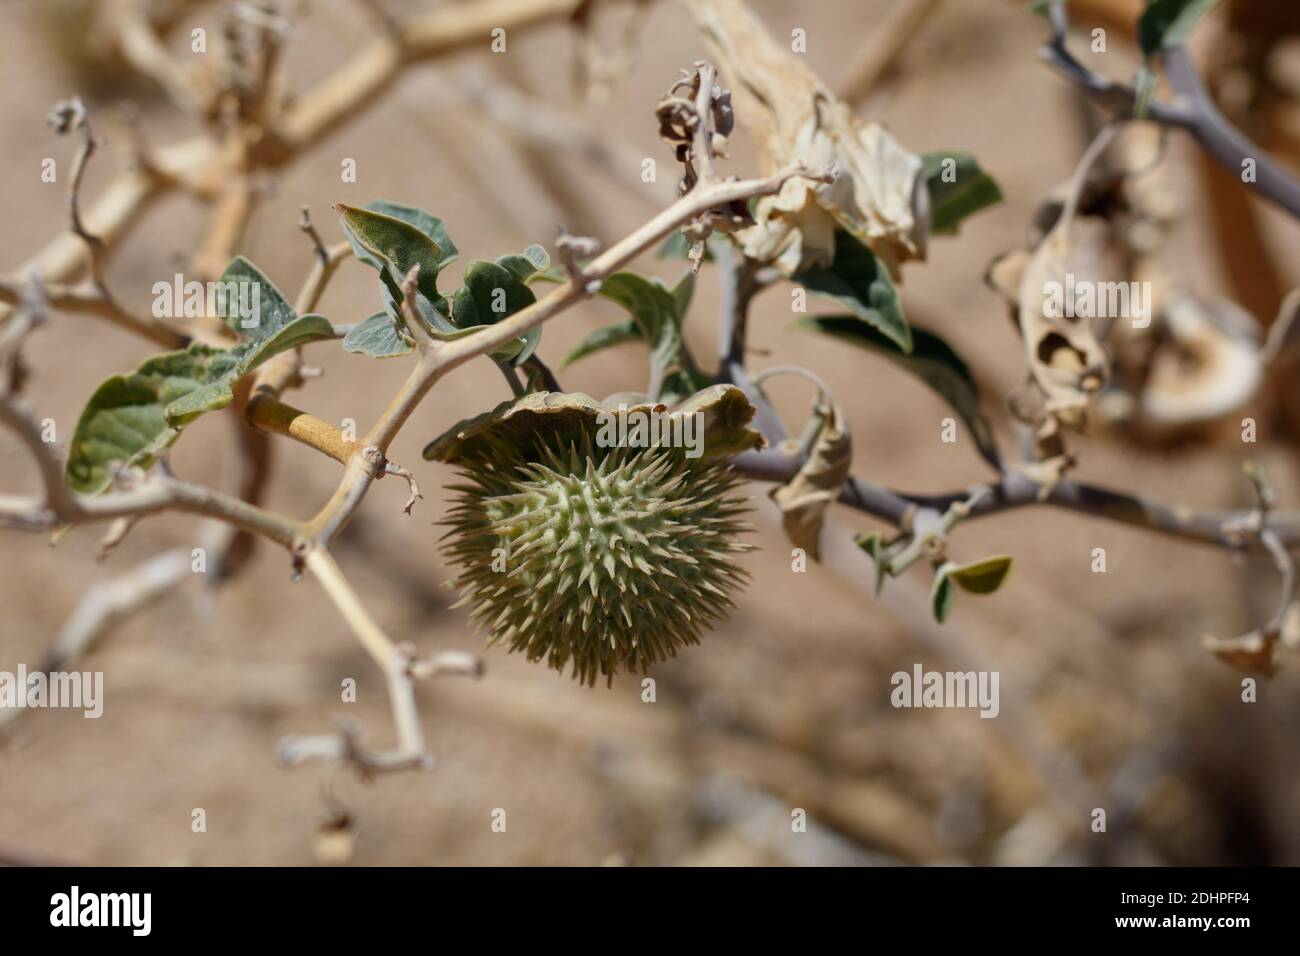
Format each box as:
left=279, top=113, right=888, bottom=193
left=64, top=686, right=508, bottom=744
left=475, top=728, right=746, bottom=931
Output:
left=796, top=231, right=911, bottom=352
left=66, top=258, right=333, bottom=495
left=1137, top=0, right=1220, bottom=57
left=950, top=555, right=1014, bottom=594
left=1134, top=1, right=1220, bottom=118
left=335, top=196, right=549, bottom=365
left=793, top=315, right=1001, bottom=470
left=930, top=556, right=1014, bottom=623
left=921, top=151, right=1003, bottom=236
left=856, top=531, right=893, bottom=596
left=496, top=243, right=553, bottom=283
left=931, top=571, right=957, bottom=623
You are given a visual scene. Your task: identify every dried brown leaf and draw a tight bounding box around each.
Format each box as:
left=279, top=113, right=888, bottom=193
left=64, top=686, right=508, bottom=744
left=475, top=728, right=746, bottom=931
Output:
left=769, top=404, right=851, bottom=560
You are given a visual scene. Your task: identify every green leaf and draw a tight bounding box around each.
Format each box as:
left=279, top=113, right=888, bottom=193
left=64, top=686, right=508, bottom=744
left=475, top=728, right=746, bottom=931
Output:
left=241, top=314, right=335, bottom=370
left=597, top=272, right=684, bottom=372
left=496, top=243, right=550, bottom=283
left=921, top=151, right=1003, bottom=236
left=671, top=269, right=696, bottom=320
left=336, top=203, right=449, bottom=334
left=797, top=231, right=911, bottom=352
left=215, top=256, right=301, bottom=343
left=929, top=555, right=1013, bottom=623
left=67, top=260, right=335, bottom=495
left=590, top=270, right=707, bottom=400
left=563, top=320, right=640, bottom=366
left=454, top=261, right=537, bottom=323
left=361, top=200, right=458, bottom=268
left=856, top=532, right=889, bottom=596
left=342, top=310, right=414, bottom=359
left=949, top=555, right=1013, bottom=595
left=336, top=203, right=446, bottom=294
left=450, top=259, right=541, bottom=366
left=1137, top=0, right=1219, bottom=57
left=793, top=315, right=1001, bottom=470
left=67, top=345, right=240, bottom=495
left=930, top=568, right=956, bottom=623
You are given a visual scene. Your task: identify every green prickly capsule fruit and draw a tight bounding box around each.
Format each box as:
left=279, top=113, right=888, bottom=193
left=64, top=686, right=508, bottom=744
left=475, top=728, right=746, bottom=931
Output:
left=423, top=386, right=765, bottom=686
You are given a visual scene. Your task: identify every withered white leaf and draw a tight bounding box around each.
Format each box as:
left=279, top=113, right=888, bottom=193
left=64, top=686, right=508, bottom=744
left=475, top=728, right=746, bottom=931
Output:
left=1017, top=215, right=1115, bottom=428
left=1142, top=292, right=1262, bottom=425
left=686, top=0, right=927, bottom=276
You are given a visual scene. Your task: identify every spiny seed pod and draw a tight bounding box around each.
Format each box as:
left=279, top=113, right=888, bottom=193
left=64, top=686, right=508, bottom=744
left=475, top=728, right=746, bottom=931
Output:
left=423, top=386, right=765, bottom=686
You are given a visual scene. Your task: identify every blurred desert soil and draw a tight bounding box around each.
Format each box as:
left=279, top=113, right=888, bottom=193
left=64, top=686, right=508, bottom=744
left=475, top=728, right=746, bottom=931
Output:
left=0, top=0, right=1298, bottom=865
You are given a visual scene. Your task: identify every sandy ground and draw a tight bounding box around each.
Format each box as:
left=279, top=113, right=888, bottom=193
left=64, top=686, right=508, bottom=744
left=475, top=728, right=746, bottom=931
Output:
left=0, top=0, right=1298, bottom=865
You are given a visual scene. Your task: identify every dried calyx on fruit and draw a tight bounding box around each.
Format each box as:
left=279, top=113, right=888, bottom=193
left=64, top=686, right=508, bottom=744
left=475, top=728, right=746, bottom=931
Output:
left=423, top=385, right=765, bottom=686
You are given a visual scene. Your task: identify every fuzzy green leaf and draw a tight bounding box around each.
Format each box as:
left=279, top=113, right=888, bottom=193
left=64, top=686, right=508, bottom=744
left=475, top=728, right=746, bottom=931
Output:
left=67, top=261, right=334, bottom=495
left=454, top=261, right=537, bottom=323
left=793, top=315, right=1001, bottom=470
left=216, top=256, right=300, bottom=342
left=921, top=151, right=1003, bottom=236
left=361, top=200, right=458, bottom=268
left=67, top=345, right=239, bottom=495
left=496, top=244, right=550, bottom=283
left=336, top=202, right=452, bottom=336
left=450, top=259, right=540, bottom=365
left=336, top=203, right=445, bottom=300
left=597, top=272, right=685, bottom=372
left=797, top=231, right=911, bottom=352
left=342, top=310, right=414, bottom=359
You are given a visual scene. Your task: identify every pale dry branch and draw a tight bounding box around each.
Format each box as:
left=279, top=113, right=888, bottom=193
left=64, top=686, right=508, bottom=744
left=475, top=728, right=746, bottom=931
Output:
left=0, top=287, right=299, bottom=547
left=732, top=445, right=1300, bottom=554
left=113, top=0, right=220, bottom=118
left=274, top=0, right=608, bottom=159
left=0, top=0, right=621, bottom=328
left=278, top=548, right=481, bottom=776
left=1040, top=3, right=1300, bottom=218
left=0, top=278, right=186, bottom=350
